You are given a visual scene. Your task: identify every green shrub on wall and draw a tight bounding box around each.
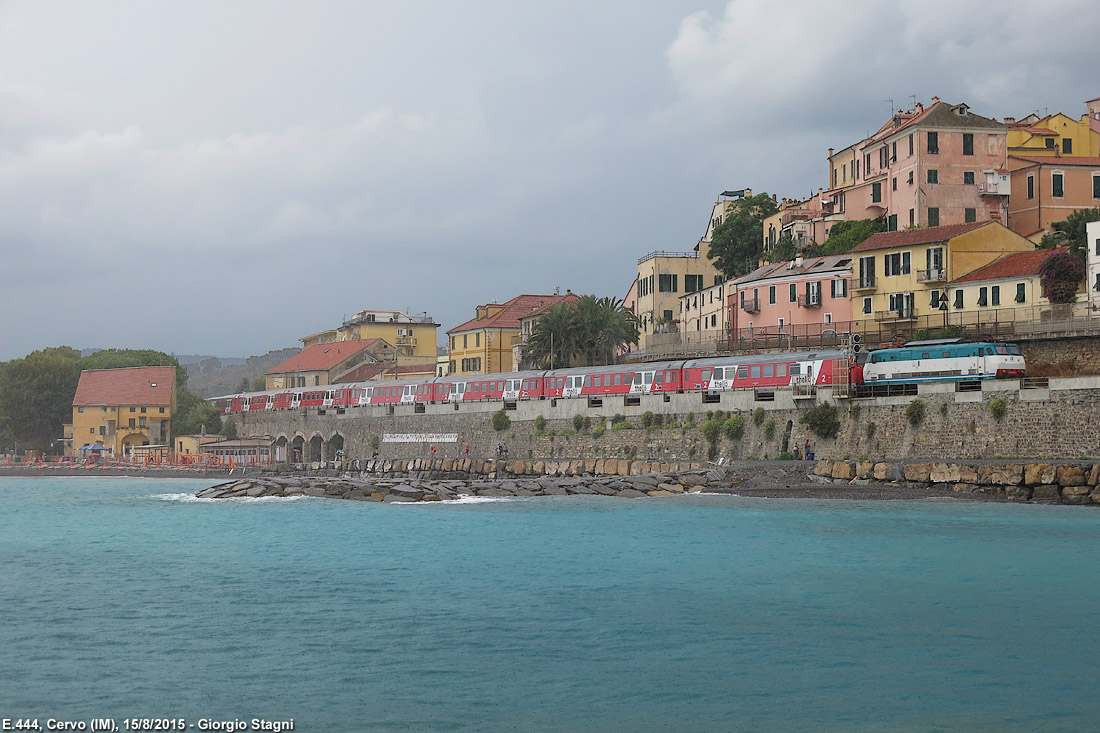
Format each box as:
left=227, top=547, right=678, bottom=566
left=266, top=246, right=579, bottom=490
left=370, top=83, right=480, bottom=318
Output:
left=492, top=409, right=511, bottom=431
left=701, top=417, right=724, bottom=445
left=990, top=398, right=1007, bottom=422
left=800, top=402, right=840, bottom=439
left=906, top=399, right=926, bottom=426
left=752, top=407, right=766, bottom=426
left=723, top=415, right=745, bottom=440
left=763, top=419, right=776, bottom=440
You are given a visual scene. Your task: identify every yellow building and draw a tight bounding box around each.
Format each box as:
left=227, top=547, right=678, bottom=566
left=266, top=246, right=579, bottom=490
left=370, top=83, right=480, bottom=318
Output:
left=70, top=366, right=177, bottom=458
left=447, top=293, right=575, bottom=375
left=848, top=221, right=1035, bottom=329
left=950, top=247, right=1078, bottom=319
left=1006, top=112, right=1100, bottom=158
left=175, top=433, right=226, bottom=456
left=297, top=309, right=438, bottom=359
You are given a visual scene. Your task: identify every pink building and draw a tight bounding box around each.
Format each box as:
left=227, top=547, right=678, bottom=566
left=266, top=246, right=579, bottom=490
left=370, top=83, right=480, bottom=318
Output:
left=814, top=98, right=1009, bottom=239
left=731, top=255, right=853, bottom=341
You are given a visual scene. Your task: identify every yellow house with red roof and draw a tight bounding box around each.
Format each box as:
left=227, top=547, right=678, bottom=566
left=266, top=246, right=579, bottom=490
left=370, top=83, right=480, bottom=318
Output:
left=265, top=339, right=396, bottom=389
left=950, top=247, right=1078, bottom=317
left=447, top=293, right=577, bottom=375
left=70, top=366, right=177, bottom=458
left=848, top=221, right=1035, bottom=330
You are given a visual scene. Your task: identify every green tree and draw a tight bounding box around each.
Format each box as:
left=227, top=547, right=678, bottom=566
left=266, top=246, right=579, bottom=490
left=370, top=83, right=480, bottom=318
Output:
left=819, top=218, right=887, bottom=255
left=170, top=389, right=223, bottom=438
left=0, top=347, right=82, bottom=451
left=1039, top=207, right=1100, bottom=258
left=251, top=375, right=267, bottom=391
left=523, top=302, right=576, bottom=369
left=707, top=193, right=779, bottom=278
left=764, top=232, right=798, bottom=263
left=1038, top=250, right=1086, bottom=303
left=524, top=295, right=639, bottom=368
left=79, top=349, right=186, bottom=389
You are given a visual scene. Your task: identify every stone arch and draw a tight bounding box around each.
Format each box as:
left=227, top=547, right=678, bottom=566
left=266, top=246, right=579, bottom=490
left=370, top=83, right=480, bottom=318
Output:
left=308, top=434, right=323, bottom=463
left=274, top=435, right=289, bottom=463
left=328, top=433, right=345, bottom=461
left=291, top=435, right=305, bottom=463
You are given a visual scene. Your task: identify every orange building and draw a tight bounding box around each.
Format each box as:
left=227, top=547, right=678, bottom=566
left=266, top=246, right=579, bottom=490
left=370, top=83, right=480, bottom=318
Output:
left=1007, top=155, right=1100, bottom=237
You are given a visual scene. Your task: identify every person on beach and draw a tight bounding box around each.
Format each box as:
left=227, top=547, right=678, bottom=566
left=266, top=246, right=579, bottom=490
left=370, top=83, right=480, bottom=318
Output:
left=462, top=440, right=470, bottom=456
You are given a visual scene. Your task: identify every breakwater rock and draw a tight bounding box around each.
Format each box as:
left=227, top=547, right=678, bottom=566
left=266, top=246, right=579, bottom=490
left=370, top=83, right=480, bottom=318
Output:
left=814, top=459, right=1100, bottom=504
left=196, top=467, right=724, bottom=502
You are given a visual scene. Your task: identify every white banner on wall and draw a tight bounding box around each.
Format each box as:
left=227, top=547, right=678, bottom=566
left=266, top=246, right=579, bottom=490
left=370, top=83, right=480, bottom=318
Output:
left=383, top=433, right=460, bottom=443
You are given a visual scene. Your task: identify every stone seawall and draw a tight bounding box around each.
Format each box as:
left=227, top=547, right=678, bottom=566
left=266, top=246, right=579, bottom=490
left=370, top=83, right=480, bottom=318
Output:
left=227, top=377, right=1100, bottom=464
left=814, top=459, right=1100, bottom=504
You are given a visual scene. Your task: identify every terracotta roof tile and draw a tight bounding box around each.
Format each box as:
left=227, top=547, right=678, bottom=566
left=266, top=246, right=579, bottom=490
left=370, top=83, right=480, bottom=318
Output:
left=73, top=367, right=176, bottom=406
left=952, top=247, right=1063, bottom=284
left=268, top=339, right=380, bottom=374
left=448, top=293, right=578, bottom=334
left=1009, top=155, right=1100, bottom=167
left=848, top=222, right=990, bottom=253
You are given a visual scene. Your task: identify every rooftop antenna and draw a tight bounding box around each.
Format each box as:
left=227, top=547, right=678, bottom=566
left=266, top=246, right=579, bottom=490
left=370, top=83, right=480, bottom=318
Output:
left=908, top=94, right=917, bottom=111
left=884, top=98, right=895, bottom=115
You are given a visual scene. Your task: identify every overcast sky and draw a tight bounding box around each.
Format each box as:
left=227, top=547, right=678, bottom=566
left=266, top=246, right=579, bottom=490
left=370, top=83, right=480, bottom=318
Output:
left=2, top=0, right=1098, bottom=361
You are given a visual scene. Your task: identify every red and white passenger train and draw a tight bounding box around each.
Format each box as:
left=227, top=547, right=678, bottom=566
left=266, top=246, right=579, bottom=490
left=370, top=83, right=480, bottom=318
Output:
left=213, top=350, right=851, bottom=414
left=212, top=340, right=1027, bottom=415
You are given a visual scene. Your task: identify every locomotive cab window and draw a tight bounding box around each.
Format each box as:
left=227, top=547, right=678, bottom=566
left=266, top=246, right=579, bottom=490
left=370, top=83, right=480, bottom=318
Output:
left=583, top=376, right=592, bottom=387
left=701, top=368, right=711, bottom=381
left=791, top=364, right=801, bottom=375
left=655, top=372, right=664, bottom=384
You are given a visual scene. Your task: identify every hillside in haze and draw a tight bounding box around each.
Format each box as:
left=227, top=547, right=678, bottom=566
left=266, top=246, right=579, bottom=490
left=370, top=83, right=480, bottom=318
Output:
left=184, top=348, right=299, bottom=398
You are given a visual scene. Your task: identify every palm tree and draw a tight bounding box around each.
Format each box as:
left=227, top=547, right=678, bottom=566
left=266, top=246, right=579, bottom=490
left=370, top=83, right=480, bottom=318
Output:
left=523, top=303, right=575, bottom=369
left=523, top=295, right=639, bottom=368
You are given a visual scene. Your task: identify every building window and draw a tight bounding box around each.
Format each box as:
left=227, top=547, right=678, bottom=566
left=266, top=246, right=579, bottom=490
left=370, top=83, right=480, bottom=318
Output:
left=78, top=407, right=84, bottom=413
left=888, top=214, right=898, bottom=231
left=863, top=297, right=872, bottom=314
left=965, top=208, right=976, bottom=223
left=884, top=252, right=911, bottom=276
left=1093, top=174, right=1100, bottom=199
left=831, top=279, right=847, bottom=298
left=139, top=417, right=147, bottom=428
left=1027, top=175, right=1035, bottom=199
left=978, top=287, right=988, bottom=307
left=159, top=407, right=165, bottom=413
left=908, top=133, right=913, bottom=156
left=1046, top=138, right=1055, bottom=149
left=1016, top=283, right=1026, bottom=303
left=892, top=177, right=897, bottom=191
left=927, top=169, right=938, bottom=184
left=658, top=274, right=678, bottom=292
left=891, top=141, right=897, bottom=162
left=314, top=376, right=320, bottom=386
left=130, top=407, right=136, bottom=412
left=99, top=425, right=105, bottom=436
left=991, top=286, right=1000, bottom=306
left=685, top=274, right=703, bottom=292
left=833, top=169, right=838, bottom=187
left=129, top=418, right=136, bottom=428
left=962, top=133, right=974, bottom=155
left=463, top=334, right=468, bottom=348
left=907, top=171, right=914, bottom=185
left=1052, top=173, right=1064, bottom=198
left=475, top=332, right=480, bottom=347
left=964, top=171, right=975, bottom=185
left=909, top=208, right=915, bottom=226
left=927, top=131, right=939, bottom=154
left=871, top=182, right=881, bottom=202
left=140, top=407, right=146, bottom=413
left=789, top=283, right=796, bottom=302
left=928, top=208, right=940, bottom=227
left=1064, top=138, right=1073, bottom=154
left=953, top=289, right=963, bottom=309
left=769, top=285, right=776, bottom=304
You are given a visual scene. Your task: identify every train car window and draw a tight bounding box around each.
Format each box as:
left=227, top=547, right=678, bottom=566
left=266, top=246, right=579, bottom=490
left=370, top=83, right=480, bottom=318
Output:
left=790, top=364, right=801, bottom=375
left=612, top=374, right=621, bottom=386
left=1009, top=345, right=1022, bottom=355
left=593, top=375, right=602, bottom=387
left=750, top=365, right=761, bottom=378
left=942, top=351, right=951, bottom=358
left=738, top=366, right=748, bottom=379
left=922, top=353, right=930, bottom=359
left=583, top=376, right=592, bottom=387
left=996, top=345, right=1009, bottom=354
left=635, top=373, right=643, bottom=385
left=763, top=364, right=775, bottom=378
left=521, top=379, right=528, bottom=390
left=655, top=372, right=664, bottom=384
left=701, top=368, right=711, bottom=381
left=986, top=348, right=994, bottom=356
left=645, top=373, right=653, bottom=385
left=777, top=364, right=787, bottom=378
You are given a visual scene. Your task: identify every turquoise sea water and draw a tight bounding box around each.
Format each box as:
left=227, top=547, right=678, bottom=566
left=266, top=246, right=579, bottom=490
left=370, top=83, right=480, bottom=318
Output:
left=1, top=477, right=1099, bottom=732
